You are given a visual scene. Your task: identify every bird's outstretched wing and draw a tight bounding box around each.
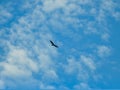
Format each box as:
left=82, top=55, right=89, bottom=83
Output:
left=53, top=44, right=58, bottom=48
left=50, top=40, right=58, bottom=48
left=50, top=40, right=54, bottom=45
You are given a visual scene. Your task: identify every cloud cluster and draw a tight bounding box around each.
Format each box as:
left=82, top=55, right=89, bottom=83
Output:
left=0, top=0, right=118, bottom=89
left=97, top=45, right=111, bottom=58
left=0, top=6, right=12, bottom=25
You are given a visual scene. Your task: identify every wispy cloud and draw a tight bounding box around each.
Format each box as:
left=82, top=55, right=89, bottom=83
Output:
left=42, top=0, right=67, bottom=12
left=74, top=82, right=91, bottom=90
left=0, top=80, right=5, bottom=90
left=80, top=55, right=96, bottom=71
left=0, top=6, right=12, bottom=25
left=39, top=82, right=56, bottom=90
left=97, top=45, right=111, bottom=58
left=0, top=0, right=119, bottom=89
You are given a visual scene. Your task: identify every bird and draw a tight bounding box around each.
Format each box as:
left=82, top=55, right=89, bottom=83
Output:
left=50, top=40, right=58, bottom=48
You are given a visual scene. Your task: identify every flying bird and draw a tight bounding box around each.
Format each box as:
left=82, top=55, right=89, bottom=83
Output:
left=50, top=40, right=58, bottom=48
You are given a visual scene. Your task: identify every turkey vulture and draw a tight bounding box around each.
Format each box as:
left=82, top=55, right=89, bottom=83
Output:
left=50, top=40, right=58, bottom=48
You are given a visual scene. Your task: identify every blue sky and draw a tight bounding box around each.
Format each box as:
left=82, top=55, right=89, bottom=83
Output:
left=0, top=0, right=120, bottom=90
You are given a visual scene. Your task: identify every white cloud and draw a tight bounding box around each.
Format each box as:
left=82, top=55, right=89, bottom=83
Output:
left=0, top=6, right=12, bottom=24
left=64, top=56, right=93, bottom=82
left=1, top=63, right=32, bottom=79
left=43, top=69, right=58, bottom=79
left=80, top=55, right=96, bottom=70
left=84, top=21, right=98, bottom=34
left=64, top=57, right=82, bottom=74
left=101, top=33, right=110, bottom=41
left=0, top=0, right=117, bottom=89
left=74, top=82, right=91, bottom=90
left=0, top=80, right=5, bottom=89
left=0, top=46, right=39, bottom=79
left=39, top=82, right=56, bottom=90
left=113, top=12, right=120, bottom=21
left=102, top=0, right=115, bottom=13
left=42, top=0, right=67, bottom=12
left=97, top=45, right=111, bottom=58
left=0, top=3, right=59, bottom=86
left=0, top=36, right=58, bottom=88
left=64, top=3, right=85, bottom=16
left=96, top=0, right=119, bottom=22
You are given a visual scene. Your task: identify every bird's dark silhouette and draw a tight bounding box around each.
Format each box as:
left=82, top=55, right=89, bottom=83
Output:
left=50, top=40, right=58, bottom=48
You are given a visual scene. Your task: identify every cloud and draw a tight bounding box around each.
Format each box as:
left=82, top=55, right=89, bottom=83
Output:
left=0, top=6, right=12, bottom=24
left=113, top=12, right=120, bottom=21
left=0, top=80, right=5, bottom=89
left=63, top=55, right=96, bottom=83
left=80, top=55, right=96, bottom=70
left=0, top=45, right=38, bottom=79
left=64, top=57, right=82, bottom=74
left=0, top=33, right=58, bottom=89
left=0, top=13, right=58, bottom=87
left=0, top=2, right=59, bottom=87
left=96, top=0, right=119, bottom=22
left=63, top=57, right=82, bottom=82
left=0, top=0, right=118, bottom=89
left=39, top=82, right=56, bottom=90
left=74, top=82, right=91, bottom=90
left=42, top=0, right=67, bottom=12
left=97, top=45, right=111, bottom=58
left=101, top=33, right=110, bottom=41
